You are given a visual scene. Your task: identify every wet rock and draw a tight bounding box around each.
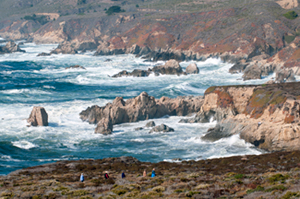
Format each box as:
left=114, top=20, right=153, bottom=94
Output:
left=186, top=63, right=199, bottom=74
left=112, top=69, right=150, bottom=77
left=80, top=92, right=203, bottom=134
left=152, top=59, right=185, bottom=75
left=50, top=42, right=78, bottom=54
left=104, top=59, right=112, bottom=62
left=65, top=65, right=86, bottom=70
left=145, top=121, right=156, bottom=127
left=27, top=106, right=48, bottom=127
left=134, top=127, right=143, bottom=131
left=229, top=62, right=248, bottom=74
left=95, top=118, right=113, bottom=135
left=37, top=52, right=51, bottom=56
left=0, top=41, right=25, bottom=54
left=149, top=124, right=174, bottom=133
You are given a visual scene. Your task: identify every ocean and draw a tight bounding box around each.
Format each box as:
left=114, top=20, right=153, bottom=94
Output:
left=0, top=42, right=273, bottom=175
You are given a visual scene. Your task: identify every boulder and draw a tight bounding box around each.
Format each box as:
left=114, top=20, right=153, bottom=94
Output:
left=152, top=59, right=185, bottom=75
left=145, top=121, right=156, bottom=127
left=186, top=63, right=199, bottom=74
left=149, top=124, right=174, bottom=133
left=27, top=107, right=48, bottom=127
left=229, top=62, right=248, bottom=74
left=95, top=118, right=113, bottom=135
left=50, top=42, right=78, bottom=54
left=112, top=69, right=150, bottom=78
left=65, top=65, right=86, bottom=70
left=37, top=52, right=51, bottom=56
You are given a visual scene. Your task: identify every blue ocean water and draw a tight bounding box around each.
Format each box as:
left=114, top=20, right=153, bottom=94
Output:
left=0, top=42, right=273, bottom=175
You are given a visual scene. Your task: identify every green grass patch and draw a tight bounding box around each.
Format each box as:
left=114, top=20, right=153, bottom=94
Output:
left=265, top=185, right=287, bottom=192
left=246, top=185, right=265, bottom=194
left=281, top=191, right=300, bottom=199
left=234, top=174, right=244, bottom=179
left=268, top=173, right=289, bottom=184
left=284, top=35, right=296, bottom=44
left=105, top=6, right=125, bottom=15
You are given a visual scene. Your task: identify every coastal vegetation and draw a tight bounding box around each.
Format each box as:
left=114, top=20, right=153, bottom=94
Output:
left=283, top=10, right=298, bottom=19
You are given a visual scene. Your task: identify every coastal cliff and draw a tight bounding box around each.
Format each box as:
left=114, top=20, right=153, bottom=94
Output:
left=1, top=0, right=300, bottom=80
left=182, top=82, right=300, bottom=152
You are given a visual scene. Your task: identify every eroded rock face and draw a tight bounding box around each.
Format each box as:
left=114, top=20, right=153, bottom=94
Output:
left=0, top=41, right=25, bottom=54
left=190, top=83, right=300, bottom=152
left=27, top=107, right=48, bottom=127
left=95, top=118, right=113, bottom=135
left=276, top=69, right=296, bottom=83
left=80, top=92, right=204, bottom=134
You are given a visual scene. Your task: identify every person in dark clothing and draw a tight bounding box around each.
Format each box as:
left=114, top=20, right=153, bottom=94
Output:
left=121, top=172, right=126, bottom=178
left=104, top=172, right=109, bottom=179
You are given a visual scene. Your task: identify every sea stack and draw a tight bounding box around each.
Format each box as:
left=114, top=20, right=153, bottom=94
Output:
left=27, top=106, right=48, bottom=127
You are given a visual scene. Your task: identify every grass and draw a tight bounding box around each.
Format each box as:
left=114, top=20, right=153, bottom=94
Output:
left=283, top=11, right=298, bottom=20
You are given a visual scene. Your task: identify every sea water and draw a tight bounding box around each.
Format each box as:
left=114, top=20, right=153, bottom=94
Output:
left=0, top=42, right=274, bottom=175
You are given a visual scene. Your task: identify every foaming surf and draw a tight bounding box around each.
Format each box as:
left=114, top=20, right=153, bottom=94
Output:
left=0, top=43, right=275, bottom=175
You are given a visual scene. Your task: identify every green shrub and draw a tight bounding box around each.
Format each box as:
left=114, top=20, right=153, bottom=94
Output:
left=246, top=185, right=264, bottom=194
left=265, top=185, right=287, bottom=192
left=23, top=14, right=49, bottom=25
left=283, top=11, right=298, bottom=19
left=77, top=0, right=86, bottom=5
left=268, top=174, right=289, bottom=184
left=285, top=35, right=296, bottom=44
left=234, top=174, right=244, bottom=179
left=281, top=191, right=300, bottom=199
left=105, top=6, right=125, bottom=15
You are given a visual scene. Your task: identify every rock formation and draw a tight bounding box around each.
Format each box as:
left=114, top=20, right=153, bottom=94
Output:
left=80, top=92, right=203, bottom=134
left=149, top=124, right=174, bottom=133
left=182, top=83, right=300, bottom=152
left=27, top=106, right=48, bottom=127
left=95, top=118, right=113, bottom=135
left=0, top=41, right=25, bottom=54
left=65, top=65, right=86, bottom=70
left=185, top=63, right=199, bottom=74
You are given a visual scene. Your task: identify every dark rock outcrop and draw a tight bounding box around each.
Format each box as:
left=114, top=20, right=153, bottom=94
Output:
left=149, top=124, right=174, bottom=133
left=80, top=92, right=204, bottom=134
left=145, top=121, right=156, bottom=127
left=37, top=52, right=51, bottom=56
left=27, top=107, right=48, bottom=127
left=0, top=41, right=25, bottom=54
left=112, top=69, right=150, bottom=78
left=65, top=65, right=86, bottom=70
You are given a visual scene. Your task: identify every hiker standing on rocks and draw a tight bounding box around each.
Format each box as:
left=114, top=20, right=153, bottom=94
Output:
left=151, top=168, right=156, bottom=177
left=143, top=170, right=147, bottom=177
left=80, top=173, right=84, bottom=182
left=121, top=171, right=126, bottom=178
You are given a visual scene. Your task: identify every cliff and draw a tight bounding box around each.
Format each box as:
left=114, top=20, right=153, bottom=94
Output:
left=182, top=82, right=300, bottom=152
left=1, top=1, right=300, bottom=80
left=1, top=151, right=300, bottom=198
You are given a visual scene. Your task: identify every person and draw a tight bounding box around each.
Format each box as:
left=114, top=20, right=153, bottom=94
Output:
left=80, top=173, right=84, bottom=182
left=104, top=172, right=109, bottom=179
left=121, top=172, right=126, bottom=178
left=151, top=168, right=156, bottom=178
left=143, top=170, right=147, bottom=177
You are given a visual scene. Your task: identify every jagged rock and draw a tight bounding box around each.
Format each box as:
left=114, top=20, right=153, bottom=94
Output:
left=242, top=64, right=262, bottom=80
left=65, top=65, right=86, bottom=70
left=134, top=127, right=143, bottom=131
left=27, top=107, right=48, bottom=127
left=80, top=92, right=204, bottom=134
left=104, top=59, right=112, bottom=62
left=229, top=62, right=248, bottom=74
left=77, top=42, right=98, bottom=52
left=145, top=121, right=156, bottom=127
left=275, top=69, right=296, bottom=83
left=50, top=42, right=78, bottom=54
left=153, top=59, right=185, bottom=75
left=95, top=118, right=113, bottom=135
left=0, top=41, right=25, bottom=54
left=37, top=52, right=51, bottom=56
left=112, top=69, right=150, bottom=78
left=149, top=124, right=174, bottom=133
left=186, top=63, right=199, bottom=74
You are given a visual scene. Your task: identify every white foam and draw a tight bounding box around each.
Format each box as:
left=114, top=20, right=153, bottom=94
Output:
left=131, top=138, right=145, bottom=143
left=12, top=141, right=38, bottom=150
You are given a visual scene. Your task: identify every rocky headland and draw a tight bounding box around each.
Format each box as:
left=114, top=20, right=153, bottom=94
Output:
left=1, top=151, right=300, bottom=198
left=0, top=41, right=25, bottom=54
left=180, top=82, right=300, bottom=152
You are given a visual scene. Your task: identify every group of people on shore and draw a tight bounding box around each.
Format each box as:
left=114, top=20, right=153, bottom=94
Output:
left=79, top=168, right=156, bottom=182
